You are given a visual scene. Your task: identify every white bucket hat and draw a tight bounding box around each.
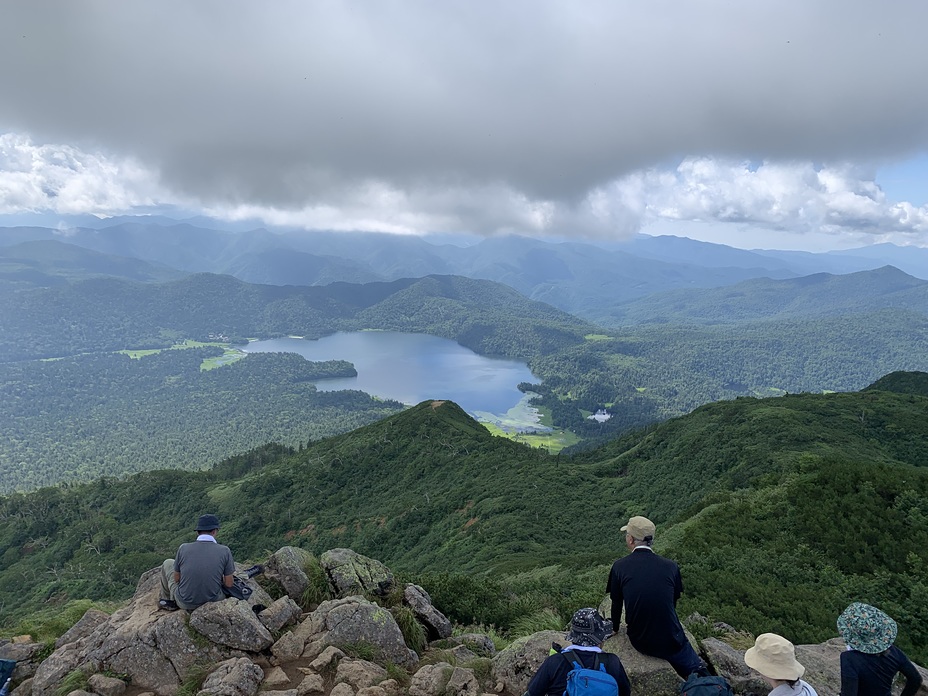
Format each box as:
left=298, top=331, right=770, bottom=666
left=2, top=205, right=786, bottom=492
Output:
left=744, top=633, right=806, bottom=681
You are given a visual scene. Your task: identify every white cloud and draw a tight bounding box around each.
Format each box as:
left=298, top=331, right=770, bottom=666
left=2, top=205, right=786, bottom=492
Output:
left=0, top=133, right=166, bottom=215
left=631, top=159, right=928, bottom=240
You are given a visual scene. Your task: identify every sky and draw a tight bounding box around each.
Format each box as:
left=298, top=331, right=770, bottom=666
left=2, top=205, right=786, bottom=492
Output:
left=1, top=1, right=928, bottom=251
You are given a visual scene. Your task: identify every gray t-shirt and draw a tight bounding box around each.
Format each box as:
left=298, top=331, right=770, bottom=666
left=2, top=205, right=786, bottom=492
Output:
left=173, top=540, right=235, bottom=610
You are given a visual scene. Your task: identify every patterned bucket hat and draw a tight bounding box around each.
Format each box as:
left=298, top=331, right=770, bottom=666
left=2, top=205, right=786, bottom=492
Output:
left=567, top=608, right=610, bottom=647
left=837, top=602, right=898, bottom=654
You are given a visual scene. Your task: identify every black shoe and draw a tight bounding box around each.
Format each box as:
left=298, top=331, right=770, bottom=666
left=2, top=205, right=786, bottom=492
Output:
left=243, top=564, right=264, bottom=578
left=159, top=598, right=179, bottom=611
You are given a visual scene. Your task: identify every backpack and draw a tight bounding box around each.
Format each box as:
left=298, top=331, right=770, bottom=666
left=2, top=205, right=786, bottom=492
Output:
left=0, top=659, right=14, bottom=691
left=222, top=576, right=254, bottom=601
left=561, top=650, right=619, bottom=696
left=679, top=674, right=733, bottom=696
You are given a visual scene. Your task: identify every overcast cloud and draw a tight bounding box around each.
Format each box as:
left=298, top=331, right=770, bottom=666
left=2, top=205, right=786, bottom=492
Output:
left=1, top=1, right=928, bottom=246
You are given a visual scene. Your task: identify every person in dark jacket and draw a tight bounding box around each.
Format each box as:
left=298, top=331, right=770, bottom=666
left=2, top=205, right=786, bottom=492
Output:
left=606, top=515, right=706, bottom=678
left=526, top=608, right=631, bottom=696
left=837, top=602, right=922, bottom=696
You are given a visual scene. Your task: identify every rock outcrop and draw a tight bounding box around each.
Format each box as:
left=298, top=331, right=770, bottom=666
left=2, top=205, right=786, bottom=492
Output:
left=9, top=547, right=928, bottom=696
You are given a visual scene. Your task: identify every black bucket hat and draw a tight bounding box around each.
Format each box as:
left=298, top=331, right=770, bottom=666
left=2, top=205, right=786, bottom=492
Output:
left=196, top=514, right=220, bottom=532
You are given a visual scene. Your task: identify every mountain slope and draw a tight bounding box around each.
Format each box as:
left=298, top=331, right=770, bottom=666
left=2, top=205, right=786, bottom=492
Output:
left=2, top=381, right=928, bottom=661
left=607, top=265, right=928, bottom=324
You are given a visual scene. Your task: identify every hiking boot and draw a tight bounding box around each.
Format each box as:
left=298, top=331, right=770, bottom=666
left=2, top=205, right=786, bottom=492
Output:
left=243, top=564, right=264, bottom=578
left=158, top=598, right=179, bottom=611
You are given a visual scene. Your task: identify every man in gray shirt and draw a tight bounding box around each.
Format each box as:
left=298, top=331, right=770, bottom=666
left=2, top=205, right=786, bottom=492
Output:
left=159, top=514, right=235, bottom=611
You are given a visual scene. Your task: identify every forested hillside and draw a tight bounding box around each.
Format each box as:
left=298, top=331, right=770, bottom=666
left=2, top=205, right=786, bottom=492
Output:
left=0, top=272, right=592, bottom=362
left=607, top=265, right=928, bottom=325
left=0, top=348, right=402, bottom=492
left=2, top=377, right=927, bottom=663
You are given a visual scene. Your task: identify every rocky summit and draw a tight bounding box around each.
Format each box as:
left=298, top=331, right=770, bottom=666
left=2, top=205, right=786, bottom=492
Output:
left=2, top=548, right=926, bottom=696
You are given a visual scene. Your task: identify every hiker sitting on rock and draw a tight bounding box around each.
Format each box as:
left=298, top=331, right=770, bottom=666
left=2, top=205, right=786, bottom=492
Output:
left=606, top=515, right=708, bottom=679
left=159, top=514, right=235, bottom=612
left=525, top=608, right=631, bottom=696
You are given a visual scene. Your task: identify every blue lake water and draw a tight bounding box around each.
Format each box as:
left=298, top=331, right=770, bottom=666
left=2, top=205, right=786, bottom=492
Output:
left=241, top=332, right=539, bottom=420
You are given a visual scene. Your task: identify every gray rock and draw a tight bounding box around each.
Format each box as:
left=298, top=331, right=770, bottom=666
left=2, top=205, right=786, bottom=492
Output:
left=793, top=638, right=844, bottom=696
left=198, top=657, right=265, bottom=696
left=262, top=692, right=298, bottom=696
left=259, top=596, right=304, bottom=634
left=403, top=584, right=452, bottom=640
left=262, top=666, right=291, bottom=687
left=33, top=568, right=234, bottom=696
left=321, top=549, right=394, bottom=598
left=296, top=673, right=325, bottom=696
left=55, top=610, right=109, bottom=649
left=265, top=546, right=315, bottom=600
left=189, top=599, right=274, bottom=652
left=66, top=691, right=94, bottom=696
left=491, top=631, right=564, bottom=696
left=308, top=596, right=417, bottom=667
left=271, top=631, right=306, bottom=663
left=433, top=634, right=497, bottom=658
left=335, top=659, right=389, bottom=688
left=410, top=663, right=480, bottom=696
left=10, top=677, right=33, bottom=696
left=701, top=637, right=766, bottom=696
left=0, top=640, right=46, bottom=680
left=87, top=674, right=126, bottom=696
left=601, top=626, right=682, bottom=696
left=330, top=684, right=356, bottom=696
left=309, top=645, right=346, bottom=671
left=357, top=688, right=387, bottom=696
left=449, top=645, right=479, bottom=661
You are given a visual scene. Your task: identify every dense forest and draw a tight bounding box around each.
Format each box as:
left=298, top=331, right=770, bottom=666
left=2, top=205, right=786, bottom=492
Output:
left=0, top=348, right=402, bottom=492
left=2, top=376, right=927, bottom=664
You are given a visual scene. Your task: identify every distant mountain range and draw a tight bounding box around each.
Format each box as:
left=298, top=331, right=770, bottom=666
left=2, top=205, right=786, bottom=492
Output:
left=3, top=218, right=928, bottom=325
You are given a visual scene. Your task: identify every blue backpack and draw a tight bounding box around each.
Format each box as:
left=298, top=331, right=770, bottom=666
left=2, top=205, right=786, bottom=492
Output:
left=561, top=651, right=618, bottom=696
left=679, top=674, right=733, bottom=696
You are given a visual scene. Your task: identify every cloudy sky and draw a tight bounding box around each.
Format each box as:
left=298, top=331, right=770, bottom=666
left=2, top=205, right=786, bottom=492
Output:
left=1, top=1, right=927, bottom=250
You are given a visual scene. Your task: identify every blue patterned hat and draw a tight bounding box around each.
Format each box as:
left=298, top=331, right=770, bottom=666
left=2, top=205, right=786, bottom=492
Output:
left=837, top=603, right=898, bottom=654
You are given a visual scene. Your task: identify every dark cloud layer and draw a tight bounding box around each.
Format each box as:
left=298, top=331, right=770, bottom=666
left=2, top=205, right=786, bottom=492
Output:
left=1, top=1, right=928, bottom=236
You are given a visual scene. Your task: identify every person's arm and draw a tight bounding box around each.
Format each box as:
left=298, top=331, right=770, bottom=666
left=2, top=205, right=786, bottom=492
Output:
left=174, top=571, right=181, bottom=583
left=222, top=548, right=235, bottom=588
left=607, top=566, right=623, bottom=628
left=898, top=650, right=923, bottom=696
left=673, top=564, right=683, bottom=605
left=839, top=652, right=859, bottom=696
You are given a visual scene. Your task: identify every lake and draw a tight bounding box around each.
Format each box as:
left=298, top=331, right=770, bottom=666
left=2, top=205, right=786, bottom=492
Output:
left=241, top=332, right=547, bottom=428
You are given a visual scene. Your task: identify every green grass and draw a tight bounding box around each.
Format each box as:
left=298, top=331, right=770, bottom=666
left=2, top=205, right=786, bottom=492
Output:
left=584, top=334, right=612, bottom=341
left=5, top=599, right=114, bottom=643
left=390, top=605, right=427, bottom=655
left=54, top=669, right=89, bottom=696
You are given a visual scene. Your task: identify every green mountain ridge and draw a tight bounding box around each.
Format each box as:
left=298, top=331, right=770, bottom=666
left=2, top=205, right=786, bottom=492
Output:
left=3, top=374, right=927, bottom=663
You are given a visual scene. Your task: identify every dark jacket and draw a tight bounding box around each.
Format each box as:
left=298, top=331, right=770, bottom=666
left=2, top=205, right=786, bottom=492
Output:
left=840, top=645, right=922, bottom=696
left=526, top=648, right=631, bottom=696
left=606, top=547, right=688, bottom=657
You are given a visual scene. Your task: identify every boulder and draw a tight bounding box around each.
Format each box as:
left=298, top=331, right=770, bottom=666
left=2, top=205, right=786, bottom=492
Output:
left=55, top=610, right=109, bottom=649
left=410, top=663, right=479, bottom=696
left=86, top=673, right=126, bottom=696
left=309, top=645, right=346, bottom=671
left=296, top=673, right=325, bottom=696
left=331, top=684, right=356, bottom=696
left=601, top=626, right=682, bottom=696
left=403, top=584, right=452, bottom=640
left=271, top=631, right=306, bottom=664
left=432, top=633, right=497, bottom=658
left=259, top=596, right=304, bottom=634
left=792, top=638, right=844, bottom=696
left=189, top=599, right=274, bottom=652
left=302, top=596, right=417, bottom=667
left=262, top=666, right=291, bottom=687
left=198, top=657, right=264, bottom=696
left=265, top=547, right=316, bottom=601
left=32, top=568, right=234, bottom=696
left=700, top=637, right=766, bottom=695
left=0, top=639, right=46, bottom=680
left=321, top=549, right=394, bottom=598
left=335, top=658, right=389, bottom=688
left=491, top=631, right=564, bottom=696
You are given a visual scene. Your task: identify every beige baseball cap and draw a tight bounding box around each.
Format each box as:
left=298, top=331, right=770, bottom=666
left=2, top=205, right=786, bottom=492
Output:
left=621, top=516, right=655, bottom=539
